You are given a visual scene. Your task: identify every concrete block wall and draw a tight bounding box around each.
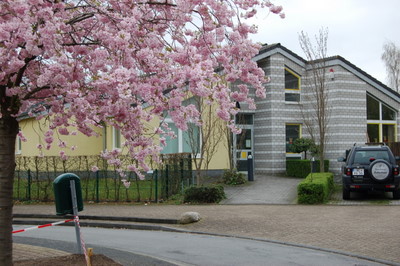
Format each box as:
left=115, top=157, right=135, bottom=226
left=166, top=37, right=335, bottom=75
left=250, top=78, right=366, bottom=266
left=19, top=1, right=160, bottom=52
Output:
left=252, top=53, right=400, bottom=175
left=254, top=54, right=305, bottom=174
left=236, top=45, right=400, bottom=175
left=325, top=66, right=369, bottom=173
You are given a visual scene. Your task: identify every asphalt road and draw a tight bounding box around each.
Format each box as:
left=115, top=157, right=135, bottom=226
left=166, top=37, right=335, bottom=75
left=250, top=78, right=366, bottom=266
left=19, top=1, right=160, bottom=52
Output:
left=13, top=225, right=388, bottom=266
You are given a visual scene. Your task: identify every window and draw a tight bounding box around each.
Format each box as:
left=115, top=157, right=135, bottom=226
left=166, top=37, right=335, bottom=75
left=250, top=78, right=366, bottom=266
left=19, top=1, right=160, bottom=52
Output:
left=183, top=123, right=200, bottom=153
left=113, top=127, right=121, bottom=149
left=367, top=94, right=397, bottom=143
left=161, top=122, right=200, bottom=154
left=161, top=97, right=201, bottom=155
left=286, top=124, right=301, bottom=152
left=16, top=134, right=22, bottom=155
left=235, top=113, right=253, bottom=125
left=367, top=95, right=380, bottom=120
left=285, top=68, right=301, bottom=102
left=353, top=150, right=390, bottom=164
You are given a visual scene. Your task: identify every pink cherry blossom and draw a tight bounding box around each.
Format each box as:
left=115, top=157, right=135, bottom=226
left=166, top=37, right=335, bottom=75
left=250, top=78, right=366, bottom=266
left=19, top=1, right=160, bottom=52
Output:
left=17, top=131, right=27, bottom=142
left=0, top=1, right=284, bottom=262
left=121, top=179, right=131, bottom=189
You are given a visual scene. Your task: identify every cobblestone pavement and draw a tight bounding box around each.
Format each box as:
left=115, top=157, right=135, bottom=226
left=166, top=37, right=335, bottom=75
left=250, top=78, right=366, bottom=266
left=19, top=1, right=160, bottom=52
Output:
left=12, top=175, right=400, bottom=264
left=221, top=176, right=301, bottom=204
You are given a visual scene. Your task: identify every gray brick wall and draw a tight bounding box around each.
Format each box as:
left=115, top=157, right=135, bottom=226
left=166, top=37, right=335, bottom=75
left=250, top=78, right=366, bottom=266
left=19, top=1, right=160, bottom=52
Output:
left=247, top=50, right=400, bottom=175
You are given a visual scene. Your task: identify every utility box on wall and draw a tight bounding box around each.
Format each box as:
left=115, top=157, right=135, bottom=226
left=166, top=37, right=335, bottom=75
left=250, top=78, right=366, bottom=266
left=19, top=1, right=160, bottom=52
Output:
left=53, top=173, right=84, bottom=215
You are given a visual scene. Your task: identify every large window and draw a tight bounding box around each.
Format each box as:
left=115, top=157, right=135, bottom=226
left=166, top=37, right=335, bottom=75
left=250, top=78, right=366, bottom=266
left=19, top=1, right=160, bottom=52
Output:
left=285, top=68, right=301, bottom=102
left=286, top=124, right=301, bottom=153
left=161, top=97, right=200, bottom=154
left=161, top=122, right=200, bottom=154
left=367, top=94, right=397, bottom=143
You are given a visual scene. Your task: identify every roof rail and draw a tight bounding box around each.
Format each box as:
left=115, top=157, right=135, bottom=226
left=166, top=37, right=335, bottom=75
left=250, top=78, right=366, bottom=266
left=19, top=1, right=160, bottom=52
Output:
left=365, top=142, right=386, bottom=146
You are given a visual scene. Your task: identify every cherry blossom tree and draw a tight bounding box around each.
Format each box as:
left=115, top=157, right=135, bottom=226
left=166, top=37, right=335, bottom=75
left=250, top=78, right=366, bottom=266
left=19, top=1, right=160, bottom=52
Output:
left=0, top=1, right=284, bottom=264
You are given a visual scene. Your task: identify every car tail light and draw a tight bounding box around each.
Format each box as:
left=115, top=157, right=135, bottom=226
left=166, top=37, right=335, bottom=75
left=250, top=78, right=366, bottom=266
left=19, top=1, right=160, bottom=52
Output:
left=385, top=185, right=395, bottom=188
left=345, top=168, right=351, bottom=176
left=394, top=167, right=399, bottom=176
left=350, top=185, right=361, bottom=189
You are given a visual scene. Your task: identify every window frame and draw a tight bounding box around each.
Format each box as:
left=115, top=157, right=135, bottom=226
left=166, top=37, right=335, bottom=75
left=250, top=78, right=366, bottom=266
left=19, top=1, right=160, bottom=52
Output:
left=16, top=134, right=22, bottom=155
left=286, top=123, right=302, bottom=155
left=367, top=94, right=398, bottom=143
left=112, top=127, right=121, bottom=149
left=161, top=118, right=201, bottom=157
left=284, top=67, right=301, bottom=103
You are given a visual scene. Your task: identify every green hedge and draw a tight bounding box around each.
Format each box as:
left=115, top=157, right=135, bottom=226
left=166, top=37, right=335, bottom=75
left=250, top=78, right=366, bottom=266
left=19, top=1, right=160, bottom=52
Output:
left=183, top=185, right=226, bottom=203
left=297, top=172, right=334, bottom=204
left=286, top=159, right=330, bottom=178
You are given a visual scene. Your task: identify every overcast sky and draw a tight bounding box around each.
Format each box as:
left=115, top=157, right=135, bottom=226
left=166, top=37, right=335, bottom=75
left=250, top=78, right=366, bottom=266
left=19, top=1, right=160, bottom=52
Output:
left=249, top=0, right=400, bottom=86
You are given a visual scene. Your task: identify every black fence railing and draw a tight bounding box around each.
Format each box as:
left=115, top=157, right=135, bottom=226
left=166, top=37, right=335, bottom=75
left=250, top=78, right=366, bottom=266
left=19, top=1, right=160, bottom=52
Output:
left=158, top=153, right=194, bottom=199
left=13, top=153, right=193, bottom=202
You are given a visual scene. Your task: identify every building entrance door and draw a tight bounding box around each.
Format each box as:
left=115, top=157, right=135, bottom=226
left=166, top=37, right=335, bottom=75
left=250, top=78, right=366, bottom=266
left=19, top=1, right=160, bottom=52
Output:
left=234, top=127, right=253, bottom=171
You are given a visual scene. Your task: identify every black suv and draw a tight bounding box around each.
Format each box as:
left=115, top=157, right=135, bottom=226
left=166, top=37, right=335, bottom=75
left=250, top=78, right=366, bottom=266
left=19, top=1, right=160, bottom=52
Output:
left=338, top=145, right=400, bottom=200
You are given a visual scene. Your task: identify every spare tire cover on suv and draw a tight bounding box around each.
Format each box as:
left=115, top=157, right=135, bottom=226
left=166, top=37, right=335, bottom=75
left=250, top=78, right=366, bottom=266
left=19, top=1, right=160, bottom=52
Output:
left=369, top=159, right=391, bottom=182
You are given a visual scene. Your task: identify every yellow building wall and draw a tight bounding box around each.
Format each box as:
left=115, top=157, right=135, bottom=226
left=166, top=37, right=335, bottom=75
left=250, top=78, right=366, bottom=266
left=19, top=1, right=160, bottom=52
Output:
left=205, top=139, right=230, bottom=170
left=191, top=98, right=231, bottom=171
left=18, top=101, right=231, bottom=172
left=18, top=117, right=104, bottom=157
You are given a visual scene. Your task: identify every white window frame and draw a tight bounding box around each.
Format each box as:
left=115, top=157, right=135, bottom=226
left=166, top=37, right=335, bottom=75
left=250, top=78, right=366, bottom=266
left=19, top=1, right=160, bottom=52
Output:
left=112, top=127, right=121, bottom=149
left=16, top=135, right=22, bottom=155
left=162, top=118, right=201, bottom=158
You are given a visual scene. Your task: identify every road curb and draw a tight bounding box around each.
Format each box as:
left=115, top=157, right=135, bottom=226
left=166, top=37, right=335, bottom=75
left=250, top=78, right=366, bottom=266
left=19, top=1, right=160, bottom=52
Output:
left=13, top=218, right=399, bottom=266
left=13, top=213, right=179, bottom=224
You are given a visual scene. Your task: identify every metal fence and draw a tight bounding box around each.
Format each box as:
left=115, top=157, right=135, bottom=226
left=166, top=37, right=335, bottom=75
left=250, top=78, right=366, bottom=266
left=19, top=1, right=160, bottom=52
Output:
left=158, top=153, right=194, bottom=199
left=13, top=153, right=193, bottom=202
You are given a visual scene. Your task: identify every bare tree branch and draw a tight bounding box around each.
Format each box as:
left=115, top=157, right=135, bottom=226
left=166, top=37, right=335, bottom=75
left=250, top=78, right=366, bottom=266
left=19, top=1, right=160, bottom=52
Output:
left=298, top=27, right=330, bottom=172
left=382, top=41, right=400, bottom=91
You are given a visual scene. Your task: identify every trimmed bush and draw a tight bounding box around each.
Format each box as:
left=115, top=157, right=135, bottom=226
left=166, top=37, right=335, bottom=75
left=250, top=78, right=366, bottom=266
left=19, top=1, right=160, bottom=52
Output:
left=297, top=172, right=334, bottom=204
left=222, top=169, right=246, bottom=185
left=286, top=159, right=330, bottom=178
left=183, top=185, right=226, bottom=203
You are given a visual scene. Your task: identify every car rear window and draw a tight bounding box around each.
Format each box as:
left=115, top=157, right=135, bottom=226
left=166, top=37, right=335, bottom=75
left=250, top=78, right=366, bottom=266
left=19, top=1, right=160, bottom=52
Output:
left=353, top=150, right=390, bottom=164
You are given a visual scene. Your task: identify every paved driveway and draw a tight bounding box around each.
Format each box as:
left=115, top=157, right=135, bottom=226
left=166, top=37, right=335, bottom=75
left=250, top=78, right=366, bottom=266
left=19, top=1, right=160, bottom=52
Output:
left=221, top=175, right=301, bottom=204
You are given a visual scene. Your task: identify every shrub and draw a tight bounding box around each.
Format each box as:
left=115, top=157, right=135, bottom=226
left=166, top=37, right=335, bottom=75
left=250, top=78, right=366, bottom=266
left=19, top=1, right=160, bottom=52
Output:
left=183, top=185, right=226, bottom=203
left=286, top=159, right=330, bottom=178
left=297, top=172, right=334, bottom=204
left=222, top=169, right=246, bottom=185
left=290, top=138, right=316, bottom=159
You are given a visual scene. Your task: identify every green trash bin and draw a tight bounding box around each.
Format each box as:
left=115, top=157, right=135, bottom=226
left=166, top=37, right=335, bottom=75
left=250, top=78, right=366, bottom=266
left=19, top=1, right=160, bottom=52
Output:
left=53, top=173, right=84, bottom=215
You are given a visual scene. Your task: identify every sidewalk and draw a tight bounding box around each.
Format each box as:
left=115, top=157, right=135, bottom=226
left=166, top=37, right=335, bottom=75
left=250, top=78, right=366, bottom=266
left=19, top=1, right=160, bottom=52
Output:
left=12, top=175, right=400, bottom=265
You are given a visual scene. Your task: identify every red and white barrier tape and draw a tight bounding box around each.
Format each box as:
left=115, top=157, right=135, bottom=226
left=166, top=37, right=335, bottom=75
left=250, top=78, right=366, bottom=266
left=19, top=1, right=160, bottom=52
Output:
left=73, top=216, right=89, bottom=264
left=12, top=218, right=74, bottom=234
left=13, top=216, right=88, bottom=263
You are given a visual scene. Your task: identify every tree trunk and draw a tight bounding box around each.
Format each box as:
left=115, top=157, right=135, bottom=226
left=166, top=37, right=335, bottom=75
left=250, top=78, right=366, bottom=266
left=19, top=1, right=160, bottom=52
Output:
left=0, top=116, right=19, bottom=265
left=319, top=144, right=325, bottom=172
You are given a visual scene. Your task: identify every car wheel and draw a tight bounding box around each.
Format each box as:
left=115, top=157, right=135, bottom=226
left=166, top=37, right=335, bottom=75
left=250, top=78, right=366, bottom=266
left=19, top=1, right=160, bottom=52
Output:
left=342, top=188, right=350, bottom=200
left=393, top=190, right=400, bottom=200
left=369, top=159, right=391, bottom=182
